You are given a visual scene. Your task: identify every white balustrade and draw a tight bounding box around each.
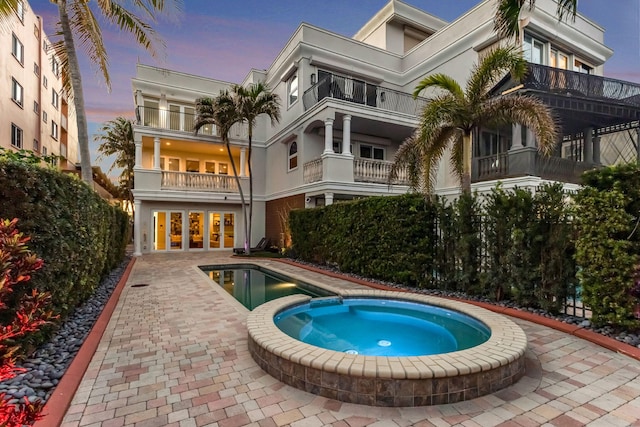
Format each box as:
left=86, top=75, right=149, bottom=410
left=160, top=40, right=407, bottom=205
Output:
left=303, top=158, right=323, bottom=183
left=354, top=158, right=407, bottom=184
left=161, top=171, right=239, bottom=192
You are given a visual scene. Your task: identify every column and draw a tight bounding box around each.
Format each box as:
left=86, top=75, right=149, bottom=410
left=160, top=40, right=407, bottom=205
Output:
left=325, top=192, right=334, bottom=206
left=510, top=124, right=523, bottom=149
left=342, top=115, right=352, bottom=155
left=525, top=128, right=536, bottom=147
left=133, top=199, right=142, bottom=256
left=583, top=127, right=593, bottom=165
left=135, top=90, right=144, bottom=124
left=637, top=128, right=640, bottom=162
left=134, top=137, right=142, bottom=169
left=323, top=118, right=334, bottom=154
left=153, top=137, right=161, bottom=170
left=239, top=148, right=246, bottom=177
left=593, top=135, right=601, bottom=165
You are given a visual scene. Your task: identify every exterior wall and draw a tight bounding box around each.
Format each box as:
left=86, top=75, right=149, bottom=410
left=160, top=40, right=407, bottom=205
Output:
left=265, top=194, right=305, bottom=248
left=0, top=0, right=78, bottom=168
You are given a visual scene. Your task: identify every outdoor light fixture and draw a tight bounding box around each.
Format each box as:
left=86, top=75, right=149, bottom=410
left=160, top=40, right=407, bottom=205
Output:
left=311, top=73, right=316, bottom=85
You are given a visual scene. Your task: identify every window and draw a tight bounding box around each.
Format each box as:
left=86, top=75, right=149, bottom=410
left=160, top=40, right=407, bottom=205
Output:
left=160, top=157, right=180, bottom=171
left=51, top=121, right=58, bottom=140
left=550, top=48, right=569, bottom=70
left=42, top=146, right=47, bottom=155
left=52, top=90, right=59, bottom=109
left=186, top=160, right=200, bottom=173
left=52, top=59, right=60, bottom=77
left=42, top=40, right=48, bottom=52
left=43, top=111, right=47, bottom=123
left=33, top=139, right=39, bottom=152
left=332, top=140, right=353, bottom=154
left=574, top=59, right=593, bottom=74
left=33, top=101, right=39, bottom=114
left=34, top=62, right=40, bottom=76
left=218, top=162, right=228, bottom=175
left=288, top=141, right=298, bottom=170
left=12, top=34, right=23, bottom=64
left=359, top=144, right=384, bottom=160
left=11, top=124, right=23, bottom=149
left=205, top=161, right=216, bottom=174
left=523, top=34, right=544, bottom=65
left=15, top=1, right=24, bottom=22
left=43, top=76, right=48, bottom=88
left=11, top=78, right=23, bottom=107
left=34, top=24, right=39, bottom=38
left=287, top=74, right=298, bottom=106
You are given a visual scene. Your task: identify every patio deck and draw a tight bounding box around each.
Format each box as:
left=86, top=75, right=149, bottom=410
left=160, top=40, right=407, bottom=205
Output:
left=53, top=252, right=640, bottom=427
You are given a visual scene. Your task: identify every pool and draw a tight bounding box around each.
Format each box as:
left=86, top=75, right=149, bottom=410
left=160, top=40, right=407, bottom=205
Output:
left=248, top=290, right=528, bottom=406
left=199, top=264, right=333, bottom=310
left=275, top=297, right=490, bottom=356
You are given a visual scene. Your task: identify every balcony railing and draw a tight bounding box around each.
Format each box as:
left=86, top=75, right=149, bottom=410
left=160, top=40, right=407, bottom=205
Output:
left=302, top=73, right=428, bottom=115
left=524, top=63, right=640, bottom=107
left=303, top=157, right=408, bottom=185
left=161, top=171, right=239, bottom=192
left=135, top=106, right=249, bottom=139
left=472, top=150, right=594, bottom=185
left=354, top=158, right=407, bottom=184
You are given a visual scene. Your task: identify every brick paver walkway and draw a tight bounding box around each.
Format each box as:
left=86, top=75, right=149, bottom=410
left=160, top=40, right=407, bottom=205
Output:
left=61, top=252, right=640, bottom=427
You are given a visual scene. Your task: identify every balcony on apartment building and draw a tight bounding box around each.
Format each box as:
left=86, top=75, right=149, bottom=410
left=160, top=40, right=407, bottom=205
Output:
left=302, top=72, right=428, bottom=116
left=303, top=156, right=409, bottom=185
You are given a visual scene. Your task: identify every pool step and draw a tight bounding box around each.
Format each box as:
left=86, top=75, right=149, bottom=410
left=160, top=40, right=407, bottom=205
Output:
left=309, top=296, right=343, bottom=307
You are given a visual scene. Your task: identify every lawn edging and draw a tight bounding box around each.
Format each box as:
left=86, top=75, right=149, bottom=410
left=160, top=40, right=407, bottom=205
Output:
left=275, top=259, right=640, bottom=362
left=33, top=257, right=136, bottom=427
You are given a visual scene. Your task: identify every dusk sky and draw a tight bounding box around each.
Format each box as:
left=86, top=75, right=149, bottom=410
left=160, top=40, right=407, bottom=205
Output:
left=29, top=0, right=640, bottom=174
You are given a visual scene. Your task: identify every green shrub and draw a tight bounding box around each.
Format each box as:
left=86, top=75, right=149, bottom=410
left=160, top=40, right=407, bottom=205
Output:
left=0, top=159, right=129, bottom=320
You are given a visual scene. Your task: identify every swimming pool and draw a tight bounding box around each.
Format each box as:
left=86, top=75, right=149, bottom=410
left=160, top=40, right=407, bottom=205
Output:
left=199, top=264, right=333, bottom=310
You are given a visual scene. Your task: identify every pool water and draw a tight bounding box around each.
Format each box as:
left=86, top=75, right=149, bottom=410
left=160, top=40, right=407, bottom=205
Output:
left=275, top=298, right=491, bottom=356
left=200, top=264, right=333, bottom=310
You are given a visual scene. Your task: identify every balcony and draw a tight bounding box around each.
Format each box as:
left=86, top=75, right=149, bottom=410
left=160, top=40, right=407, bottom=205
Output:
left=134, top=106, right=249, bottom=139
left=472, top=149, right=595, bottom=185
left=303, top=157, right=408, bottom=185
left=302, top=73, right=428, bottom=116
left=161, top=171, right=239, bottom=192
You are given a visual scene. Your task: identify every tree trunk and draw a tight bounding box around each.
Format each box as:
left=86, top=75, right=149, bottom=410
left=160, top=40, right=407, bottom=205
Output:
left=247, top=129, right=253, bottom=255
left=225, top=138, right=247, bottom=252
left=461, top=132, right=473, bottom=193
left=58, top=0, right=93, bottom=184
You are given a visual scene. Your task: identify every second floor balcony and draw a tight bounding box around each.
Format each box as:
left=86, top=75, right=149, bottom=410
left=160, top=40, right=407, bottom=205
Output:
left=303, top=156, right=409, bottom=185
left=302, top=73, right=428, bottom=116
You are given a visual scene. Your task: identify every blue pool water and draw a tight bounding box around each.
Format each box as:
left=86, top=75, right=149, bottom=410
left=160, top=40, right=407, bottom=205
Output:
left=275, top=298, right=491, bottom=356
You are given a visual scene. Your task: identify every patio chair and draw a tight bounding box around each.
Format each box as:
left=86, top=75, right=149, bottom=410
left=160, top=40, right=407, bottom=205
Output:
left=233, top=237, right=269, bottom=254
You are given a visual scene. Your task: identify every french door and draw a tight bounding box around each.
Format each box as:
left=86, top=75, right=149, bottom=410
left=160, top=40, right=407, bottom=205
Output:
left=152, top=210, right=235, bottom=251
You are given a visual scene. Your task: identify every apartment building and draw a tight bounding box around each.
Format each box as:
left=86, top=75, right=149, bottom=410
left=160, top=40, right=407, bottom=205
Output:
left=0, top=0, right=78, bottom=170
left=131, top=0, right=640, bottom=256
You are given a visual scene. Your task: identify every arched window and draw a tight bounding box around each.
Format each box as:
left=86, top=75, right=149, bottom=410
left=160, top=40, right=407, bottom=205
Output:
left=288, top=141, right=298, bottom=170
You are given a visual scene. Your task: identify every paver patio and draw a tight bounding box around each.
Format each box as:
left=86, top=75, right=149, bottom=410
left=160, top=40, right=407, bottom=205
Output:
left=58, top=252, right=640, bottom=427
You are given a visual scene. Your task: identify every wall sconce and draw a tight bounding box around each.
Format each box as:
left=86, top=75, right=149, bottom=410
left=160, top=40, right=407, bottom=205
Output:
left=311, top=73, right=317, bottom=85
left=380, top=92, right=386, bottom=102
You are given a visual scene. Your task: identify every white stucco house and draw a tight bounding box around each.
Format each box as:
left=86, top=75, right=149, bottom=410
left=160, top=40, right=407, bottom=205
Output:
left=131, top=0, right=640, bottom=256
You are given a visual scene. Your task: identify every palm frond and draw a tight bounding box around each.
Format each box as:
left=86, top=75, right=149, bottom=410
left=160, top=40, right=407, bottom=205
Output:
left=194, top=92, right=240, bottom=140
left=102, top=2, right=164, bottom=59
left=413, top=74, right=464, bottom=100
left=480, top=95, right=558, bottom=155
left=494, top=0, right=529, bottom=39
left=556, top=0, right=577, bottom=21
left=466, top=47, right=526, bottom=104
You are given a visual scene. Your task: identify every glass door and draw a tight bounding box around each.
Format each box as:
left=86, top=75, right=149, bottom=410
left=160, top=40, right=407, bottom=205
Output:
left=209, top=212, right=221, bottom=249
left=223, top=213, right=234, bottom=248
left=188, top=211, right=204, bottom=249
left=169, top=212, right=183, bottom=250
left=208, top=212, right=235, bottom=249
left=153, top=211, right=167, bottom=251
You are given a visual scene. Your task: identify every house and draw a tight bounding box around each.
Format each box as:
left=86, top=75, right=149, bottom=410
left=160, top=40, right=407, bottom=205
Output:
left=0, top=0, right=79, bottom=170
left=131, top=0, right=640, bottom=256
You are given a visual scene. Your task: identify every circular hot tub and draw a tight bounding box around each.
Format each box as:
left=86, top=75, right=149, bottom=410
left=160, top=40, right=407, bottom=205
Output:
left=247, top=290, right=527, bottom=406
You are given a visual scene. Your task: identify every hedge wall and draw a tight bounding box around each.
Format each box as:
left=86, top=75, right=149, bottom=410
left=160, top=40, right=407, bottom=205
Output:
left=0, top=159, right=130, bottom=317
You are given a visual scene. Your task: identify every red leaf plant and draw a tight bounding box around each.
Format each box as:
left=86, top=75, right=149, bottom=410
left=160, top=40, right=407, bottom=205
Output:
left=0, top=218, right=56, bottom=426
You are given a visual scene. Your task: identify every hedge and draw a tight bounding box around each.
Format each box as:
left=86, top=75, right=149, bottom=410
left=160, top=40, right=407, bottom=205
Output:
left=0, top=159, right=130, bottom=318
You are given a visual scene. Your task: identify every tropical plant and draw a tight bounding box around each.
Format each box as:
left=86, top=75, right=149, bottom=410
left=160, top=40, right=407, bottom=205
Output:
left=48, top=0, right=181, bottom=185
left=494, top=0, right=578, bottom=40
left=0, top=218, right=56, bottom=426
left=95, top=117, right=135, bottom=211
left=389, top=46, right=558, bottom=194
left=233, top=83, right=281, bottom=254
left=194, top=92, right=247, bottom=246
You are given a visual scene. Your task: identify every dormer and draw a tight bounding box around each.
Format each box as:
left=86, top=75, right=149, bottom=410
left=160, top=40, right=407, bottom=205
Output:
left=352, top=0, right=447, bottom=54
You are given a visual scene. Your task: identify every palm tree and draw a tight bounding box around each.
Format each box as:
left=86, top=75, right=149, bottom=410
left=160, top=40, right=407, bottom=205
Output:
left=95, top=117, right=135, bottom=212
left=49, top=0, right=181, bottom=185
left=494, top=0, right=577, bottom=40
left=389, top=47, right=558, bottom=194
left=193, top=93, right=248, bottom=249
left=233, top=83, right=281, bottom=254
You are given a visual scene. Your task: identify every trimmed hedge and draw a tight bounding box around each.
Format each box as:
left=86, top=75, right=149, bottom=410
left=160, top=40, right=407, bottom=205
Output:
left=0, top=159, right=130, bottom=318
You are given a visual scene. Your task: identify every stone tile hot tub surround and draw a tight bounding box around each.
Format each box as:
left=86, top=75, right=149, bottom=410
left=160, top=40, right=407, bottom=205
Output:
left=247, top=289, right=527, bottom=407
